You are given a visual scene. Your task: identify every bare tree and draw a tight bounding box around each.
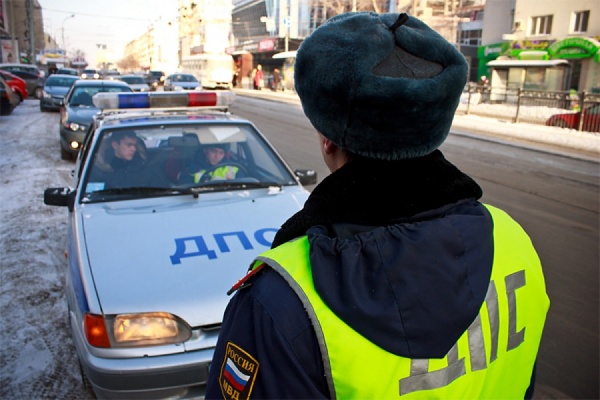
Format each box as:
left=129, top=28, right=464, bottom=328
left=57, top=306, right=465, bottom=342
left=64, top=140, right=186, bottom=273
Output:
left=116, top=55, right=140, bottom=73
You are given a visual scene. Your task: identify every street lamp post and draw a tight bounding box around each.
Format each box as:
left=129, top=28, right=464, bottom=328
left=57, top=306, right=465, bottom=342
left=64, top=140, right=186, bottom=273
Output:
left=61, top=14, right=75, bottom=54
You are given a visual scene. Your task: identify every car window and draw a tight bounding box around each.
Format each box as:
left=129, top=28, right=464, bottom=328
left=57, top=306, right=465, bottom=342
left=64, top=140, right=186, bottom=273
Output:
left=46, top=77, right=77, bottom=87
left=68, top=85, right=131, bottom=105
left=121, top=76, right=145, bottom=84
left=172, top=74, right=197, bottom=83
left=81, top=123, right=297, bottom=202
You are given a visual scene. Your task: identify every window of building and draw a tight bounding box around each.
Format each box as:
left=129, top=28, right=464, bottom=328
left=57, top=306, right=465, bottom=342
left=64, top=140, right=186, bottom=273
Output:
left=530, top=15, right=553, bottom=35
left=572, top=10, right=590, bottom=33
left=459, top=29, right=482, bottom=46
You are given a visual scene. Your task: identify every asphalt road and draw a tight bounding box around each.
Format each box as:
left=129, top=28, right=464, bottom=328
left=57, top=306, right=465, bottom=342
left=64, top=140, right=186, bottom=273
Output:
left=231, top=95, right=600, bottom=400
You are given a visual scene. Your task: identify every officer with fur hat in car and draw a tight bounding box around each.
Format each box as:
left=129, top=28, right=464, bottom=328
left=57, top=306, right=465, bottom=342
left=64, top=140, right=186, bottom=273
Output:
left=206, top=12, right=549, bottom=399
left=178, top=143, right=240, bottom=183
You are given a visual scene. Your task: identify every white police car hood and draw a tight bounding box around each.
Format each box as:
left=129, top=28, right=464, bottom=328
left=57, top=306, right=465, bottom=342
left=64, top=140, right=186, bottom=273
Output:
left=82, top=188, right=308, bottom=327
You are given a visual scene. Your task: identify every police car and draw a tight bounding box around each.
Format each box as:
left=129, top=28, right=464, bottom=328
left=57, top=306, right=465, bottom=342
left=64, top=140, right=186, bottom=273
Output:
left=43, top=91, right=316, bottom=399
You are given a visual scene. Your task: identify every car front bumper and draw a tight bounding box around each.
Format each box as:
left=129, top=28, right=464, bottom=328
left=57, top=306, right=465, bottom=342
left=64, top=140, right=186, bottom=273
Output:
left=59, top=128, right=86, bottom=153
left=70, top=309, right=215, bottom=399
left=41, top=96, right=64, bottom=110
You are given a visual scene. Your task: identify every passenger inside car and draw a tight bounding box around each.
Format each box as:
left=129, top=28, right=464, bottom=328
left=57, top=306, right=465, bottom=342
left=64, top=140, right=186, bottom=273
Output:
left=178, top=143, right=245, bottom=184
left=87, top=130, right=154, bottom=190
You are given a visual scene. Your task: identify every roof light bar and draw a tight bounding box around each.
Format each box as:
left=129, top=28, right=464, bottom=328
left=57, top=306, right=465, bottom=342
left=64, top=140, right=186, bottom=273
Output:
left=92, top=91, right=236, bottom=110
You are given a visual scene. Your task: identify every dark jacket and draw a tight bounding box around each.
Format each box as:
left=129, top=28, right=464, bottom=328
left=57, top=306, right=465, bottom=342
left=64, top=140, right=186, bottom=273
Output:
left=206, top=150, right=536, bottom=399
left=89, top=150, right=151, bottom=189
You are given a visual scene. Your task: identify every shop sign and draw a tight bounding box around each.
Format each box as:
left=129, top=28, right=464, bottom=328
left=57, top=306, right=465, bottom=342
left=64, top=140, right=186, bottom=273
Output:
left=547, top=37, right=599, bottom=59
left=258, top=38, right=276, bottom=52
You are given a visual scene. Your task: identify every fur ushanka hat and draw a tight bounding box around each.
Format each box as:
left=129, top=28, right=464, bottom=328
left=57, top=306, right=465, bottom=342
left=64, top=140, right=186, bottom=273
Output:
left=294, top=12, right=468, bottom=160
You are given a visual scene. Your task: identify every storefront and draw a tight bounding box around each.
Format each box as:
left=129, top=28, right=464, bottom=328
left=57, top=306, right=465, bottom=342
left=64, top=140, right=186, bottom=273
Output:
left=480, top=37, right=600, bottom=93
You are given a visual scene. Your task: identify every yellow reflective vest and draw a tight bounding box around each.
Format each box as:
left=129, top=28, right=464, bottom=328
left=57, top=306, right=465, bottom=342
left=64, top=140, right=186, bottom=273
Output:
left=192, top=165, right=238, bottom=183
left=252, top=204, right=550, bottom=399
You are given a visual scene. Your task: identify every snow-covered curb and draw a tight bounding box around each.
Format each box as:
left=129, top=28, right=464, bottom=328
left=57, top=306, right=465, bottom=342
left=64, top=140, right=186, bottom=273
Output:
left=451, top=114, right=600, bottom=154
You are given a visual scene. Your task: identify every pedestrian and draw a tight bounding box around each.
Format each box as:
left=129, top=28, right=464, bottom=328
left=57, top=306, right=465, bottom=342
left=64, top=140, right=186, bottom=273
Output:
left=272, top=67, right=281, bottom=91
left=254, top=64, right=264, bottom=90
left=205, top=11, right=550, bottom=400
left=232, top=67, right=239, bottom=88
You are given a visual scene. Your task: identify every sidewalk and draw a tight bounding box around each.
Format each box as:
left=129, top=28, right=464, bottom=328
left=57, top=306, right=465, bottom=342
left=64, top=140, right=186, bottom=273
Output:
left=232, top=88, right=600, bottom=160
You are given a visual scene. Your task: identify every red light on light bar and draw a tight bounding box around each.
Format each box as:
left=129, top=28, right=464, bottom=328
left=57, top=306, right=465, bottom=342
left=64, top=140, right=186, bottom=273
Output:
left=188, top=91, right=218, bottom=107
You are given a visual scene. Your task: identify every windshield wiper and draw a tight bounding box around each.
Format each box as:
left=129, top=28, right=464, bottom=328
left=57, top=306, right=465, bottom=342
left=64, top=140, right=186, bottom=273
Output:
left=90, top=187, right=193, bottom=196
left=88, top=182, right=284, bottom=200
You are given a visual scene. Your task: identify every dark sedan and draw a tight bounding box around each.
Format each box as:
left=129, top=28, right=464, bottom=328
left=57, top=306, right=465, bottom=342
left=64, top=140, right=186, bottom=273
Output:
left=59, top=80, right=132, bottom=160
left=0, top=75, right=19, bottom=115
left=41, top=74, right=80, bottom=112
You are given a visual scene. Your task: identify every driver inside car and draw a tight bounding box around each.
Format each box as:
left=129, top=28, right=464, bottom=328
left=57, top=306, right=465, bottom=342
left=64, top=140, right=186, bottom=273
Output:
left=178, top=143, right=242, bottom=184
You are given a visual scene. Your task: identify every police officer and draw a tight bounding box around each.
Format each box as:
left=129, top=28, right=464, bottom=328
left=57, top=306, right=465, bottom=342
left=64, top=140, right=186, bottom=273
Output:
left=206, top=12, right=549, bottom=399
left=179, top=143, right=240, bottom=183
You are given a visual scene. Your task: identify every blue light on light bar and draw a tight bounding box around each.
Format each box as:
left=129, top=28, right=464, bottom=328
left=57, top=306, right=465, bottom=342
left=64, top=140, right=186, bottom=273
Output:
left=118, top=93, right=150, bottom=108
left=92, top=91, right=235, bottom=111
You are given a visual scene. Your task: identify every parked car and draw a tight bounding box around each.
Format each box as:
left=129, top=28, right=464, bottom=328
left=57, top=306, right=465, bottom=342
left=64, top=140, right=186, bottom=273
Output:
left=163, top=73, right=202, bottom=91
left=118, top=74, right=150, bottom=92
left=43, top=90, right=316, bottom=399
left=5, top=70, right=45, bottom=99
left=56, top=67, right=79, bottom=76
left=59, top=79, right=132, bottom=160
left=80, top=68, right=100, bottom=80
left=0, top=63, right=44, bottom=79
left=0, top=75, right=20, bottom=115
left=0, top=70, right=28, bottom=102
left=546, top=104, right=600, bottom=132
left=40, top=74, right=80, bottom=112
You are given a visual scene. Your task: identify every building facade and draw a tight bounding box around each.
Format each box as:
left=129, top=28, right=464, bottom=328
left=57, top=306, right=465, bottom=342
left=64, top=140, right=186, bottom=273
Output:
left=0, top=0, right=45, bottom=64
left=479, top=0, right=599, bottom=92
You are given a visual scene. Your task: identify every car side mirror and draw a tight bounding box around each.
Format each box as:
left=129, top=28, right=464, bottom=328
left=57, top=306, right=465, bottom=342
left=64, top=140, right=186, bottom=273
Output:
left=295, top=169, right=317, bottom=186
left=44, top=187, right=76, bottom=211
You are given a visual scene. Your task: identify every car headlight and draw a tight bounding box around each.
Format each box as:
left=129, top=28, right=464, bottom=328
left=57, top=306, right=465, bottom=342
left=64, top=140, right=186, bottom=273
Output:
left=84, top=312, right=192, bottom=348
left=43, top=91, right=51, bottom=98
left=64, top=121, right=87, bottom=132
left=93, top=73, right=100, bottom=79
left=81, top=73, right=87, bottom=79
left=174, top=85, right=183, bottom=91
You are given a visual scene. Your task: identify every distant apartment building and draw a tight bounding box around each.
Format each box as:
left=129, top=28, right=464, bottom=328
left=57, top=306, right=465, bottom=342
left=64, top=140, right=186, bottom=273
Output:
left=479, top=0, right=599, bottom=92
left=0, top=0, right=45, bottom=64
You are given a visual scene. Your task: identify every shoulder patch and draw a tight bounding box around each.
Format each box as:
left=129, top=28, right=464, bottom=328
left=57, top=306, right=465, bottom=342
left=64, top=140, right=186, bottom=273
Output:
left=218, top=341, right=260, bottom=400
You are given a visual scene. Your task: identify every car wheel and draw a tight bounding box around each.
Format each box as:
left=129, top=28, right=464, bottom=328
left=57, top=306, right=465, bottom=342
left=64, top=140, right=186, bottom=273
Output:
left=61, top=146, right=72, bottom=160
left=34, top=87, right=43, bottom=99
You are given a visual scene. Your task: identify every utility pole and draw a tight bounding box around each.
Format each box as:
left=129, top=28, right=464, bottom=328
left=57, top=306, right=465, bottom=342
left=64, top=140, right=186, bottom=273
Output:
left=26, top=0, right=35, bottom=63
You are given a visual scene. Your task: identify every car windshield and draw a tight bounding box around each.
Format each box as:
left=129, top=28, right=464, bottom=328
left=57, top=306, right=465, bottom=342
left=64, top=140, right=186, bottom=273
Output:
left=172, top=74, right=197, bottom=83
left=57, top=69, right=78, bottom=76
left=81, top=123, right=298, bottom=203
left=46, top=76, right=77, bottom=87
left=121, top=76, right=145, bottom=84
left=68, top=86, right=130, bottom=106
